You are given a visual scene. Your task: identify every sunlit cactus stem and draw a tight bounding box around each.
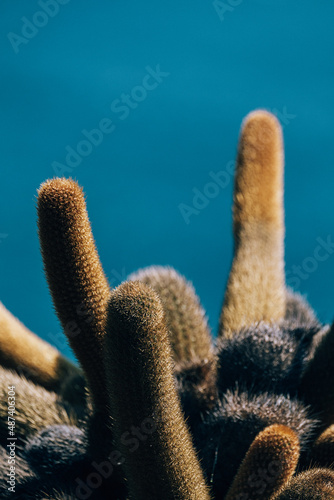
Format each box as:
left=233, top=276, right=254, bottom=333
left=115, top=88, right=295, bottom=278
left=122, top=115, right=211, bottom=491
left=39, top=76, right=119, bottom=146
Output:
left=220, top=110, right=286, bottom=337
left=104, top=281, right=212, bottom=500
left=37, top=178, right=111, bottom=411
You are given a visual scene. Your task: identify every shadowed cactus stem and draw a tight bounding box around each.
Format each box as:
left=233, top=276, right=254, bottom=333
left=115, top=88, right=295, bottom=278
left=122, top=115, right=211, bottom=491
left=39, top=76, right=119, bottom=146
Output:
left=225, top=424, right=300, bottom=500
left=300, top=322, right=334, bottom=427
left=220, top=110, right=285, bottom=337
left=0, top=366, right=75, bottom=445
left=312, top=424, right=334, bottom=467
left=105, top=280, right=212, bottom=500
left=273, top=468, right=334, bottom=499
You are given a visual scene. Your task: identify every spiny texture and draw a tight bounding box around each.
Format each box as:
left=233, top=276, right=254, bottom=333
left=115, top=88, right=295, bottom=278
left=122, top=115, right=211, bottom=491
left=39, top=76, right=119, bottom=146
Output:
left=175, top=355, right=218, bottom=414
left=274, top=468, right=334, bottom=499
left=1, top=109, right=334, bottom=499
left=224, top=424, right=300, bottom=500
left=284, top=289, right=321, bottom=330
left=24, top=425, right=86, bottom=476
left=0, top=366, right=75, bottom=446
left=37, top=178, right=110, bottom=411
left=299, top=322, right=334, bottom=427
left=129, top=266, right=214, bottom=364
left=37, top=178, right=115, bottom=463
left=217, top=321, right=317, bottom=395
left=188, top=388, right=315, bottom=498
left=130, top=266, right=218, bottom=410
left=15, top=427, right=125, bottom=500
left=312, top=424, right=334, bottom=467
left=105, top=281, right=211, bottom=500
left=0, top=301, right=79, bottom=393
left=0, top=445, right=36, bottom=499
left=220, top=110, right=285, bottom=337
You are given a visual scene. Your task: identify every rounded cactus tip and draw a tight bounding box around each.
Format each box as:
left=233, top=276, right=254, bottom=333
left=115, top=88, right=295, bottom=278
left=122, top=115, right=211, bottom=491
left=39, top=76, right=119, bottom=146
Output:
left=37, top=177, right=84, bottom=201
left=105, top=280, right=212, bottom=500
left=275, top=468, right=334, bottom=499
left=238, top=108, right=284, bottom=175
left=239, top=108, right=284, bottom=170
left=225, top=424, right=300, bottom=500
left=241, top=108, right=282, bottom=135
left=37, top=174, right=111, bottom=414
left=220, top=107, right=285, bottom=337
left=107, top=280, right=164, bottom=330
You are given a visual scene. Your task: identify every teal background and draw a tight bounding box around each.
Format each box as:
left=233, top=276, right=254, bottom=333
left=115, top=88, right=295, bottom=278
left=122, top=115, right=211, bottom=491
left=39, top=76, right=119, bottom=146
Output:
left=0, top=1, right=333, bottom=363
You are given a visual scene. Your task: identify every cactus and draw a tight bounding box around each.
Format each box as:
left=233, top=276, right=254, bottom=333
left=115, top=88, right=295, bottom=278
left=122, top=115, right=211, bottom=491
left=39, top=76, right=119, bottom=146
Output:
left=274, top=469, right=334, bottom=499
left=0, top=366, right=76, bottom=446
left=105, top=280, right=211, bottom=499
left=224, top=424, right=300, bottom=500
left=37, top=178, right=111, bottom=412
left=220, top=111, right=285, bottom=337
left=0, top=302, right=81, bottom=394
left=312, top=424, right=334, bottom=467
left=1, top=110, right=334, bottom=498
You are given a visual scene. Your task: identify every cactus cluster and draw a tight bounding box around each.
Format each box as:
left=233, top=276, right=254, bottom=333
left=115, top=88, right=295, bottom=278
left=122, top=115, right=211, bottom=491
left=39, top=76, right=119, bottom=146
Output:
left=1, top=110, right=334, bottom=499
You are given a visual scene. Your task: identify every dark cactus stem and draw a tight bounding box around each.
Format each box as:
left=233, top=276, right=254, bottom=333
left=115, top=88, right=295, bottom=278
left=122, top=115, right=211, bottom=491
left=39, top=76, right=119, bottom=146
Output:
left=312, top=424, right=334, bottom=467
left=299, top=322, right=334, bottom=428
left=274, top=469, right=334, bottom=499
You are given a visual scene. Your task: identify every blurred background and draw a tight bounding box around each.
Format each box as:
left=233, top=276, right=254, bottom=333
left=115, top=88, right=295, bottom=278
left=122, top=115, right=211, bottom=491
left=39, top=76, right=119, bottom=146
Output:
left=0, top=1, right=333, bottom=363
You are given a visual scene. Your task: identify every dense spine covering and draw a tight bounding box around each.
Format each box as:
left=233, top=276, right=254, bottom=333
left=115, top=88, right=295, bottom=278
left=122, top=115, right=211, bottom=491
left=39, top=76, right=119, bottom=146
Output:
left=0, top=302, right=79, bottom=393
left=274, top=468, right=334, bottom=499
left=220, top=110, right=285, bottom=337
left=130, top=266, right=218, bottom=410
left=225, top=424, right=300, bottom=500
left=129, top=266, right=214, bottom=364
left=0, top=366, right=75, bottom=445
left=312, top=424, right=334, bottom=467
left=37, top=178, right=111, bottom=411
left=299, top=322, right=334, bottom=427
left=105, top=281, right=212, bottom=499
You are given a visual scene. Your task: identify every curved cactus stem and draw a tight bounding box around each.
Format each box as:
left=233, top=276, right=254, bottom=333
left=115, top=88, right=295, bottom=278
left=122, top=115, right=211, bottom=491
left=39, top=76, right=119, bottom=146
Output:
left=37, top=178, right=110, bottom=411
left=0, top=302, right=80, bottom=393
left=104, top=281, right=212, bottom=500
left=220, top=110, right=286, bottom=338
left=225, top=424, right=299, bottom=500
left=273, top=468, right=334, bottom=499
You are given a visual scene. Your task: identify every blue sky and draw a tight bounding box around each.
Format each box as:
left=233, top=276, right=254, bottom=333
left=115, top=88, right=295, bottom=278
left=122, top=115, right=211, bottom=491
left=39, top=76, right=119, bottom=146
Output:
left=1, top=1, right=333, bottom=362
